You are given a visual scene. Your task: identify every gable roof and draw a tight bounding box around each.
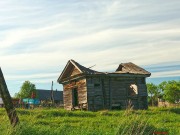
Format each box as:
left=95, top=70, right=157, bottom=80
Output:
left=70, top=59, right=103, bottom=74
left=36, top=89, right=63, bottom=101
left=58, top=60, right=151, bottom=83
left=57, top=59, right=103, bottom=82
left=115, top=62, right=151, bottom=75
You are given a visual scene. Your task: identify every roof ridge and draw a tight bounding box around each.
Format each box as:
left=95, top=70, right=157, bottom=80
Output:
left=116, top=62, right=151, bottom=75
left=58, top=60, right=151, bottom=83
left=70, top=59, right=102, bottom=73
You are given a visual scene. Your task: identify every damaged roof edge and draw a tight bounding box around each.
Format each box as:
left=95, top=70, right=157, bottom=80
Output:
left=59, top=73, right=151, bottom=84
left=115, top=62, right=151, bottom=75
left=57, top=60, right=151, bottom=83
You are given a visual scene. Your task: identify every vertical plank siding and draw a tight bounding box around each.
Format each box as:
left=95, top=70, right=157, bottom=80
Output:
left=63, top=76, right=148, bottom=111
left=86, top=76, right=148, bottom=111
left=71, top=67, right=81, bottom=76
left=63, top=79, right=87, bottom=110
left=63, top=83, right=73, bottom=110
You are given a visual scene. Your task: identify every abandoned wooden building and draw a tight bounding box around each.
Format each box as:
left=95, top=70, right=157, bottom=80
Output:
left=57, top=59, right=151, bottom=111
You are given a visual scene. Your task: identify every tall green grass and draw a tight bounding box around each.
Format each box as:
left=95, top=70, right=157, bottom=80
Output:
left=0, top=107, right=179, bottom=135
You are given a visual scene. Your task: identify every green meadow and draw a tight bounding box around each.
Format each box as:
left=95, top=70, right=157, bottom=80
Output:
left=0, top=107, right=179, bottom=135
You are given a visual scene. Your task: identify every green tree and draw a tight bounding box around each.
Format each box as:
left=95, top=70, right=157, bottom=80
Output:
left=15, top=81, right=36, bottom=98
left=163, top=80, right=180, bottom=103
left=159, top=81, right=167, bottom=93
left=147, top=83, right=159, bottom=106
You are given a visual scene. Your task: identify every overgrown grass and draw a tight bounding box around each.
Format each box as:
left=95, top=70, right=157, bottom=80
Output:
left=0, top=107, right=179, bottom=135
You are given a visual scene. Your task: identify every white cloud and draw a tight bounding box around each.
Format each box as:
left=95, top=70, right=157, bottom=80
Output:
left=151, top=70, right=180, bottom=78
left=6, top=72, right=58, bottom=80
left=0, top=0, right=180, bottom=96
left=1, top=25, right=180, bottom=71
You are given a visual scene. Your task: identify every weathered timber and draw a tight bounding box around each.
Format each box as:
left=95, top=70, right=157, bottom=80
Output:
left=0, top=68, right=19, bottom=127
left=58, top=59, right=151, bottom=111
left=71, top=66, right=81, bottom=76
left=63, top=79, right=87, bottom=110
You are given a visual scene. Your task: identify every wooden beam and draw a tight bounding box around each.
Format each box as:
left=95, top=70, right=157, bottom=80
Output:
left=109, top=77, right=112, bottom=109
left=101, top=78, right=106, bottom=109
left=0, top=68, right=19, bottom=127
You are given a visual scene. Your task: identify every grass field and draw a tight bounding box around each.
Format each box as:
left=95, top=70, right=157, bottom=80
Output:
left=0, top=107, right=179, bottom=135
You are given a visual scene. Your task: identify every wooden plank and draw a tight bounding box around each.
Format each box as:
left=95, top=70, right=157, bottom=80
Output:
left=0, top=68, right=19, bottom=127
left=109, top=77, right=112, bottom=109
left=63, top=79, right=88, bottom=110
left=71, top=67, right=81, bottom=76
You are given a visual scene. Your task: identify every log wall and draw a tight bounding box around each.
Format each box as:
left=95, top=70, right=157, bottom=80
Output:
left=86, top=77, right=111, bottom=111
left=86, top=76, right=148, bottom=111
left=63, top=75, right=148, bottom=111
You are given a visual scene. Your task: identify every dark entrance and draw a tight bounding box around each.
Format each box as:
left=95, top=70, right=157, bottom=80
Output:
left=72, top=88, right=78, bottom=107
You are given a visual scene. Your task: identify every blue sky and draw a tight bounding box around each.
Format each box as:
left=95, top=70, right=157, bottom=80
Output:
left=0, top=0, right=180, bottom=96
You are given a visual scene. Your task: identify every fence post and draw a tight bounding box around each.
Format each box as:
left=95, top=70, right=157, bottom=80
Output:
left=0, top=68, right=19, bottom=127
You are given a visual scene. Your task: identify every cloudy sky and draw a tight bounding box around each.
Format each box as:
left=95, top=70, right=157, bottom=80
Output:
left=0, top=0, right=180, bottom=96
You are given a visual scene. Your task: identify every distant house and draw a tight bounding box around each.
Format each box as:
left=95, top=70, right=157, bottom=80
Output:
left=57, top=59, right=151, bottom=111
left=36, top=89, right=63, bottom=104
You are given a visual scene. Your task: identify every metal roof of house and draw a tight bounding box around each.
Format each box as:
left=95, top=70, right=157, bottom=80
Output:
left=36, top=89, right=63, bottom=101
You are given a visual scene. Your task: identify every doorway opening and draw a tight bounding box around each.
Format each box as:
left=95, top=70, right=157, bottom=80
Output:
left=72, top=88, right=78, bottom=107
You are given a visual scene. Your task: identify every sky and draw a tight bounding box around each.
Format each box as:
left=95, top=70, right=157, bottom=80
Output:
left=0, top=0, right=180, bottom=96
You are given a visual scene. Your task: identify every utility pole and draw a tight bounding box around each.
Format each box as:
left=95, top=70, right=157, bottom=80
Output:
left=0, top=68, right=19, bottom=127
left=51, top=81, right=54, bottom=105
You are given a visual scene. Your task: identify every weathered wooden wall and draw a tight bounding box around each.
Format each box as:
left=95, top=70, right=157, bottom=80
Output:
left=71, top=67, right=81, bottom=77
left=63, top=78, right=87, bottom=110
left=63, top=74, right=148, bottom=111
left=110, top=77, right=148, bottom=109
left=86, top=76, right=148, bottom=111
left=86, top=77, right=110, bottom=111
left=110, top=77, right=128, bottom=109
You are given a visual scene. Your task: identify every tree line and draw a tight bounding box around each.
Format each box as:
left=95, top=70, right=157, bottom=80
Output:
left=147, top=80, right=180, bottom=106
